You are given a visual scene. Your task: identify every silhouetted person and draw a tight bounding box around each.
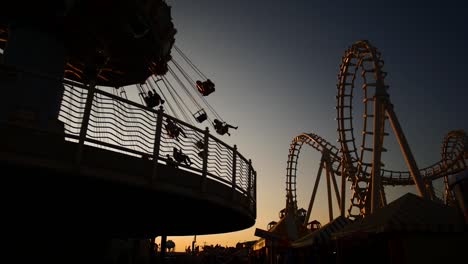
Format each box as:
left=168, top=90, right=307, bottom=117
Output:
left=213, top=119, right=238, bottom=136
left=195, top=139, right=204, bottom=149
left=165, top=119, right=186, bottom=141
left=166, top=154, right=178, bottom=168
left=144, top=90, right=165, bottom=108
left=173, top=147, right=192, bottom=166
left=197, top=150, right=207, bottom=159
left=194, top=140, right=207, bottom=159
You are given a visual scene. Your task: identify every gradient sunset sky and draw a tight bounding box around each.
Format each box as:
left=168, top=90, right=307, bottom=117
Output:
left=159, top=0, right=467, bottom=250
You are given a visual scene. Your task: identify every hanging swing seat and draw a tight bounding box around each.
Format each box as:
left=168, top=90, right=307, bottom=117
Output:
left=193, top=109, right=207, bottom=123
left=196, top=79, right=215, bottom=96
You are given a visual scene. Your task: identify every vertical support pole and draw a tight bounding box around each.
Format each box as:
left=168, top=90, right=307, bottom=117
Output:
left=150, top=237, right=156, bottom=262
left=305, top=157, right=324, bottom=225
left=231, top=145, right=238, bottom=199
left=379, top=185, right=387, bottom=207
left=425, top=180, right=436, bottom=200
left=370, top=91, right=386, bottom=214
left=270, top=240, right=278, bottom=264
left=75, top=81, right=96, bottom=166
left=152, top=107, right=164, bottom=181
left=386, top=101, right=427, bottom=198
left=340, top=156, right=347, bottom=217
left=191, top=235, right=197, bottom=256
left=160, top=235, right=167, bottom=263
left=200, top=127, right=209, bottom=193
left=325, top=159, right=334, bottom=221
left=443, top=175, right=454, bottom=205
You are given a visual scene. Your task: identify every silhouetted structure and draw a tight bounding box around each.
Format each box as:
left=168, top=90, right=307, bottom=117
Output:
left=0, top=1, right=257, bottom=263
left=333, top=193, right=467, bottom=264
left=252, top=40, right=467, bottom=264
left=292, top=216, right=351, bottom=264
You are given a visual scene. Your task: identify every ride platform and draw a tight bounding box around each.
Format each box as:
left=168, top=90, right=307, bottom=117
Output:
left=0, top=121, right=255, bottom=238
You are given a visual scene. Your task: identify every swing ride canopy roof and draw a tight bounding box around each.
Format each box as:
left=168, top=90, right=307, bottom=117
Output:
left=0, top=0, right=177, bottom=87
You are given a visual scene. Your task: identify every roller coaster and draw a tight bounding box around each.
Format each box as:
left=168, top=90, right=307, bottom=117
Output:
left=285, top=40, right=467, bottom=223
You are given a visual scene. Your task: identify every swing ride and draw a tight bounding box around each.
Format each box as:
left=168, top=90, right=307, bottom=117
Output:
left=130, top=43, right=237, bottom=136
left=1, top=0, right=177, bottom=87
left=0, top=0, right=255, bottom=243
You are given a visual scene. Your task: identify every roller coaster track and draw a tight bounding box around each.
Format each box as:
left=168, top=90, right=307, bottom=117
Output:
left=285, top=40, right=467, bottom=221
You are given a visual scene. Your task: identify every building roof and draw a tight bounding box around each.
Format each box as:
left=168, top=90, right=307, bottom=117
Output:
left=252, top=209, right=311, bottom=250
left=292, top=216, right=352, bottom=248
left=267, top=212, right=311, bottom=242
left=333, top=192, right=465, bottom=239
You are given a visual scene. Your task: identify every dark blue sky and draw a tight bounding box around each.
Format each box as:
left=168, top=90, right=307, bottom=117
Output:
left=164, top=0, right=467, bottom=248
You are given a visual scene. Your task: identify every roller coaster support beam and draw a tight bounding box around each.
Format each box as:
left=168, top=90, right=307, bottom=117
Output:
left=327, top=157, right=341, bottom=212
left=340, top=156, right=346, bottom=217
left=325, top=154, right=334, bottom=221
left=305, top=155, right=325, bottom=225
left=370, top=88, right=386, bottom=213
left=380, top=187, right=387, bottom=207
left=385, top=100, right=428, bottom=199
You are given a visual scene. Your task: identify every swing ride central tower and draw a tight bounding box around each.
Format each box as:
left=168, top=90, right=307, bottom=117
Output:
left=0, top=0, right=256, bottom=240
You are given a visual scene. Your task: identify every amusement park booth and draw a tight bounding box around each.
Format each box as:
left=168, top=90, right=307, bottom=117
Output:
left=251, top=208, right=312, bottom=264
left=332, top=192, right=467, bottom=264
left=291, top=216, right=352, bottom=264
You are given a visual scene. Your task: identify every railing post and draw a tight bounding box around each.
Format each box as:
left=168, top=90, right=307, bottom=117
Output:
left=152, top=106, right=164, bottom=181
left=253, top=170, right=257, bottom=217
left=231, top=145, right=238, bottom=199
left=75, top=80, right=96, bottom=166
left=200, top=127, right=209, bottom=193
left=247, top=159, right=253, bottom=207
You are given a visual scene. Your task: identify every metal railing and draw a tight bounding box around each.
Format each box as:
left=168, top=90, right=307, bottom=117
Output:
left=61, top=80, right=256, bottom=202
left=1, top=64, right=256, bottom=212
